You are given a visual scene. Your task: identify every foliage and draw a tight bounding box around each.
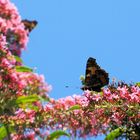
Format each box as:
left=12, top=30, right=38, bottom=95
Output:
left=47, top=130, right=70, bottom=140
left=105, top=128, right=124, bottom=140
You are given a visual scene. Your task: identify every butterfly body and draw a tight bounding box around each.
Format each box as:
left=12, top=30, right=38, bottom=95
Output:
left=81, top=57, right=109, bottom=91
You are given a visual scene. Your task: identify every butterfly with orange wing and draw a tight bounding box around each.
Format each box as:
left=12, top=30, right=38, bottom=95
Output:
left=22, top=19, right=37, bottom=33
left=81, top=57, right=109, bottom=92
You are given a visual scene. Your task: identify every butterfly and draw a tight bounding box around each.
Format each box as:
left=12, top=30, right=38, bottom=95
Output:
left=22, top=19, right=38, bottom=33
left=81, top=57, right=109, bottom=92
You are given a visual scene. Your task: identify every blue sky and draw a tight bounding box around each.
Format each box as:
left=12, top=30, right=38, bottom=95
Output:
left=11, top=0, right=140, bottom=139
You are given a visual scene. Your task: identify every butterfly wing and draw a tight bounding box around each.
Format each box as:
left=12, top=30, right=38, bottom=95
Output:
left=22, top=19, right=37, bottom=32
left=82, top=57, right=109, bottom=91
left=85, top=57, right=100, bottom=87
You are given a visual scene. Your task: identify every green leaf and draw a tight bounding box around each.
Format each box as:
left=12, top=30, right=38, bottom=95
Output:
left=16, top=94, right=39, bottom=105
left=67, top=105, right=81, bottom=111
left=38, top=96, right=50, bottom=102
left=47, top=130, right=70, bottom=140
left=15, top=66, right=33, bottom=72
left=0, top=126, right=7, bottom=140
left=14, top=55, right=23, bottom=63
left=136, top=82, right=140, bottom=87
left=0, top=125, right=14, bottom=140
left=105, top=128, right=124, bottom=140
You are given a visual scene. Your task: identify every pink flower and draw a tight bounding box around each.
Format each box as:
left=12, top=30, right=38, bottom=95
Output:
left=65, top=96, right=75, bottom=106
left=92, top=93, right=101, bottom=101
left=111, top=112, right=123, bottom=125
left=129, top=92, right=140, bottom=102
left=11, top=134, right=23, bottom=140
left=15, top=109, right=26, bottom=119
left=25, top=131, right=35, bottom=140
left=25, top=109, right=36, bottom=123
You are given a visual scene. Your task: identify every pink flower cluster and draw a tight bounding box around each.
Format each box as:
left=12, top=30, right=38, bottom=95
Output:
left=42, top=85, right=140, bottom=138
left=0, top=0, right=28, bottom=56
left=0, top=0, right=52, bottom=139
